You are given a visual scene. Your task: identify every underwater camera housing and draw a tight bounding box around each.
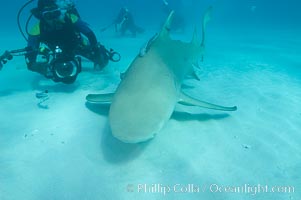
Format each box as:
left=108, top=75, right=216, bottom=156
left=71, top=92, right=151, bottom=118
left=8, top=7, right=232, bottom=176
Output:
left=51, top=56, right=81, bottom=84
left=0, top=46, right=81, bottom=84
left=48, top=46, right=81, bottom=84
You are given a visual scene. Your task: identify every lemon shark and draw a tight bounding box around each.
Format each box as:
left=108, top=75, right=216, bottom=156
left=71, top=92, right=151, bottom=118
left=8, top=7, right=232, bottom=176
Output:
left=86, top=7, right=237, bottom=143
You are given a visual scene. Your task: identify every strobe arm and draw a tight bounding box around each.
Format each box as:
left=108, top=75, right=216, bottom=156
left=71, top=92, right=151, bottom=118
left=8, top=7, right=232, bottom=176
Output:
left=0, top=47, right=35, bottom=70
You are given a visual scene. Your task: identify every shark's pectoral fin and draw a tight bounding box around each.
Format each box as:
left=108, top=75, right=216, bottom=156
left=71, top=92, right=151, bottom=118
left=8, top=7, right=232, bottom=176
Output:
left=178, top=92, right=237, bottom=111
left=86, top=93, right=114, bottom=104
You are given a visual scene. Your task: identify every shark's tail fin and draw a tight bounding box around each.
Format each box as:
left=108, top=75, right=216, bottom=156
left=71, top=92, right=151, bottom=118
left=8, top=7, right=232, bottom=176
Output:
left=201, top=6, right=213, bottom=47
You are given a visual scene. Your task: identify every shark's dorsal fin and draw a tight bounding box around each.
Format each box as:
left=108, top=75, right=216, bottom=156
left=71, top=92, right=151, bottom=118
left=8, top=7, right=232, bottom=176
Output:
left=201, top=6, right=213, bottom=47
left=159, top=10, right=175, bottom=39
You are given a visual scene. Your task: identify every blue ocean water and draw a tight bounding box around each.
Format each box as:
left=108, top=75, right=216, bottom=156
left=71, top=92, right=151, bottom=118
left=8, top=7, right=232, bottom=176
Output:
left=2, top=1, right=301, bottom=26
left=1, top=0, right=301, bottom=32
left=0, top=0, right=300, bottom=200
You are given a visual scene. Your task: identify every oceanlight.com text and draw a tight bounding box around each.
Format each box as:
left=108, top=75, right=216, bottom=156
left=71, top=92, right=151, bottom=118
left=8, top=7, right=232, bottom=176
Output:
left=126, top=183, right=295, bottom=196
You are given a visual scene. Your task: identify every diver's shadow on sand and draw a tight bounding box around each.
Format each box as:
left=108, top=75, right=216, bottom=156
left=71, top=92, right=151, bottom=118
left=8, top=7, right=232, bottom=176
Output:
left=30, top=76, right=79, bottom=93
left=172, top=111, right=230, bottom=121
left=85, top=102, right=148, bottom=164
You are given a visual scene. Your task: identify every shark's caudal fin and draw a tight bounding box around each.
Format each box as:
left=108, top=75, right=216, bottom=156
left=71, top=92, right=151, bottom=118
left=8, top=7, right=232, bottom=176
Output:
left=86, top=93, right=114, bottom=104
left=178, top=92, right=237, bottom=111
left=159, top=10, right=175, bottom=39
left=201, top=6, right=213, bottom=47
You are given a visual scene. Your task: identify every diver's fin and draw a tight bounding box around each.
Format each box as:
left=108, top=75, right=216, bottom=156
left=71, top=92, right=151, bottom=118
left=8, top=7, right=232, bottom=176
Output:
left=86, top=93, right=114, bottom=104
left=178, top=92, right=237, bottom=111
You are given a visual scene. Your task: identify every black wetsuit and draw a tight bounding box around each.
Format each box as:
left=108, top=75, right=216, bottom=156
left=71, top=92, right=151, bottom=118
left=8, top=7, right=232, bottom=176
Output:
left=26, top=13, right=98, bottom=63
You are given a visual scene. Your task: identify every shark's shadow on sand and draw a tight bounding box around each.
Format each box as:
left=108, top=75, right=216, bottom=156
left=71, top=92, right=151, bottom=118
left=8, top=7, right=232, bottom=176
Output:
left=85, top=102, right=230, bottom=163
left=172, top=111, right=230, bottom=121
left=85, top=102, right=149, bottom=163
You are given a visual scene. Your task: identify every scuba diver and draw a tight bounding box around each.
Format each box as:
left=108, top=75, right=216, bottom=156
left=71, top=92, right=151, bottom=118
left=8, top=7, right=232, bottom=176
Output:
left=27, top=0, right=120, bottom=83
left=113, top=6, right=144, bottom=37
left=0, top=0, right=120, bottom=84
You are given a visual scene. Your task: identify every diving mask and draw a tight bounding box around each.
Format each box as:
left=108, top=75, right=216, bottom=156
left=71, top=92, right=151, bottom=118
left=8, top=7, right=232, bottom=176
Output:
left=42, top=7, right=66, bottom=21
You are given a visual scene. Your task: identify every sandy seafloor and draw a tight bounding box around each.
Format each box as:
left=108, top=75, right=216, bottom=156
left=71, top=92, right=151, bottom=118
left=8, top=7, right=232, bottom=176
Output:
left=0, top=24, right=300, bottom=200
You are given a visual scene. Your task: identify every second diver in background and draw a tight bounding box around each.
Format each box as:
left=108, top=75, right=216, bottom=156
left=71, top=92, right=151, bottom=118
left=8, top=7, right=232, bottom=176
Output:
left=113, top=7, right=145, bottom=37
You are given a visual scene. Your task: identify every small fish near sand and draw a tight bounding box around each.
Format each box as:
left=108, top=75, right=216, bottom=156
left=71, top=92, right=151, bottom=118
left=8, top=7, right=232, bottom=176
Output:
left=86, top=7, right=237, bottom=143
